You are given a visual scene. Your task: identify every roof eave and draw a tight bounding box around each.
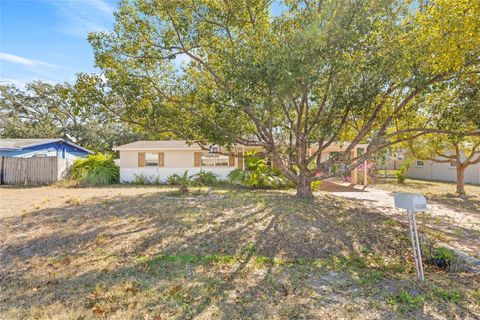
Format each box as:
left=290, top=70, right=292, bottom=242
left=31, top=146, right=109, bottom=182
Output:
left=15, top=139, right=93, bottom=154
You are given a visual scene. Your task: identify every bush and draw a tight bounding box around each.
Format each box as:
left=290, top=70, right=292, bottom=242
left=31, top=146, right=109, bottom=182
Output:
left=166, top=171, right=192, bottom=194
left=395, top=160, right=411, bottom=184
left=71, top=153, right=119, bottom=185
left=133, top=173, right=150, bottom=185
left=132, top=174, right=164, bottom=185
left=311, top=180, right=323, bottom=191
left=191, top=170, right=219, bottom=187
left=227, top=152, right=290, bottom=188
left=428, top=246, right=457, bottom=270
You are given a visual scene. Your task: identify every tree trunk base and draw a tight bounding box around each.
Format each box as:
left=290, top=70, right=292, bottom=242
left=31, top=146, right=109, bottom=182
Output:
left=456, top=166, right=466, bottom=196
left=296, top=184, right=313, bottom=200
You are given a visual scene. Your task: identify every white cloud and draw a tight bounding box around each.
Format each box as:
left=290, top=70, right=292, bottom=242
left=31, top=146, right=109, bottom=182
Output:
left=45, top=0, right=115, bottom=37
left=0, top=52, right=58, bottom=68
left=90, top=0, right=115, bottom=15
left=0, top=52, right=36, bottom=66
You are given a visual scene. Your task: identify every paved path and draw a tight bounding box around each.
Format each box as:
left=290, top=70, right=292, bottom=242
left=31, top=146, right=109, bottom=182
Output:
left=320, top=181, right=480, bottom=261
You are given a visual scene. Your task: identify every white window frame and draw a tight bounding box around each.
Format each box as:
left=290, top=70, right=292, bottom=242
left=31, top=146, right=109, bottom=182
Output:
left=201, top=153, right=229, bottom=167
left=415, top=160, right=425, bottom=167
left=145, top=152, right=159, bottom=167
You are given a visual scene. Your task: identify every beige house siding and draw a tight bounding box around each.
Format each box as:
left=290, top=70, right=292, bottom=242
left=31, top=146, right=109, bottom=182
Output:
left=116, top=149, right=242, bottom=183
left=114, top=140, right=371, bottom=184
left=120, top=150, right=141, bottom=168
left=120, top=150, right=239, bottom=169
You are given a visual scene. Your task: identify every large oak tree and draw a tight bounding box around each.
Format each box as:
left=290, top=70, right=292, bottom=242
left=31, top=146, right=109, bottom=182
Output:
left=89, top=0, right=480, bottom=198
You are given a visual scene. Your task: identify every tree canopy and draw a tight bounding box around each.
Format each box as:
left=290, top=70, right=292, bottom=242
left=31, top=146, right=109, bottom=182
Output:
left=87, top=0, right=480, bottom=198
left=0, top=81, right=144, bottom=153
left=406, top=71, right=480, bottom=194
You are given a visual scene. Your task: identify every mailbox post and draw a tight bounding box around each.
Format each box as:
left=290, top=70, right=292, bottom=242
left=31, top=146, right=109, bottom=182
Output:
left=394, top=193, right=428, bottom=282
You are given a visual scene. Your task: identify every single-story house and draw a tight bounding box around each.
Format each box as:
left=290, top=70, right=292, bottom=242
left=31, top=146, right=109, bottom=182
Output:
left=0, top=138, right=93, bottom=158
left=113, top=140, right=370, bottom=184
left=112, top=140, right=254, bottom=182
left=0, top=138, right=93, bottom=185
left=408, top=154, right=480, bottom=185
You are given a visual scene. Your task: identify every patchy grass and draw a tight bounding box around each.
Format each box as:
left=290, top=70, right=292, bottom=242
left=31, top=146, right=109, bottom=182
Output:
left=388, top=289, right=425, bottom=313
left=428, top=286, right=463, bottom=304
left=0, top=186, right=478, bottom=319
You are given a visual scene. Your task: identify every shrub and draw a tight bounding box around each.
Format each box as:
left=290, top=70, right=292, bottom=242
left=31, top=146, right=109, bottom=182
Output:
left=228, top=152, right=290, bottom=188
left=191, top=170, right=219, bottom=187
left=71, top=153, right=119, bottom=185
left=395, top=160, right=411, bottom=184
left=133, top=174, right=150, bottom=185
left=427, top=246, right=465, bottom=271
left=311, top=180, right=323, bottom=191
left=166, top=171, right=192, bottom=194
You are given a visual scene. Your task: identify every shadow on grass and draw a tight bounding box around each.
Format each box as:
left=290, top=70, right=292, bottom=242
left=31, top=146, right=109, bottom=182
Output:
left=427, top=194, right=480, bottom=214
left=0, top=189, right=474, bottom=319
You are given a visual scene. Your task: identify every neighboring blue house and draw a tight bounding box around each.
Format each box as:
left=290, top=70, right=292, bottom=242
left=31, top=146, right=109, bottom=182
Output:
left=0, top=138, right=93, bottom=158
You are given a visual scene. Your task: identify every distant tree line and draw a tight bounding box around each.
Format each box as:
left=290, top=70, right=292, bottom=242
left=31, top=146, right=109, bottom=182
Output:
left=0, top=81, right=148, bottom=153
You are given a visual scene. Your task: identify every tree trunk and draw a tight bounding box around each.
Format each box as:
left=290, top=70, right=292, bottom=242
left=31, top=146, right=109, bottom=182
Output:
left=456, top=165, right=466, bottom=195
left=295, top=178, right=313, bottom=200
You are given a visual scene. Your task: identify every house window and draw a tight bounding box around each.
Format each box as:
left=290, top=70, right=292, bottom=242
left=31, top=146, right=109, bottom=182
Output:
left=449, top=159, right=457, bottom=167
left=145, top=153, right=159, bottom=166
left=416, top=160, right=424, bottom=167
left=201, top=153, right=229, bottom=167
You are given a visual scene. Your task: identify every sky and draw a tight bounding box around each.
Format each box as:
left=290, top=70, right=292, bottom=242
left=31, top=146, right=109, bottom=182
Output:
left=0, top=0, right=285, bottom=88
left=0, top=0, right=118, bottom=87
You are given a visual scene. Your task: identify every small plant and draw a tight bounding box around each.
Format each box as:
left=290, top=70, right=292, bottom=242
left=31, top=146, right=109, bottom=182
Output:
left=393, top=159, right=412, bottom=184
left=71, top=153, right=119, bottom=185
left=254, top=255, right=274, bottom=266
left=166, top=171, right=192, bottom=194
left=395, top=171, right=405, bottom=184
left=428, top=286, right=462, bottom=303
left=191, top=170, right=218, bottom=187
left=431, top=246, right=454, bottom=268
left=152, top=176, right=162, bottom=185
left=133, top=173, right=150, bottom=185
left=245, top=243, right=256, bottom=254
left=311, top=180, right=323, bottom=191
left=388, top=289, right=424, bottom=312
left=428, top=246, right=461, bottom=271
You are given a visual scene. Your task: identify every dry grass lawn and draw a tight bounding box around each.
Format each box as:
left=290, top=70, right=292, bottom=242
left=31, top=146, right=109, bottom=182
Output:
left=1, top=185, right=479, bottom=319
left=373, top=173, right=480, bottom=214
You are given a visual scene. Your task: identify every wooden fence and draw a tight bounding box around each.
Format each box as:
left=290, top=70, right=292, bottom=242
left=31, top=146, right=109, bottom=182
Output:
left=0, top=156, right=60, bottom=185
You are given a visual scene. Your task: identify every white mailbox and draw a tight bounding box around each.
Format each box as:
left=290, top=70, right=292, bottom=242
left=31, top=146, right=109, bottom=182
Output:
left=394, top=193, right=428, bottom=212
left=394, top=192, right=427, bottom=281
